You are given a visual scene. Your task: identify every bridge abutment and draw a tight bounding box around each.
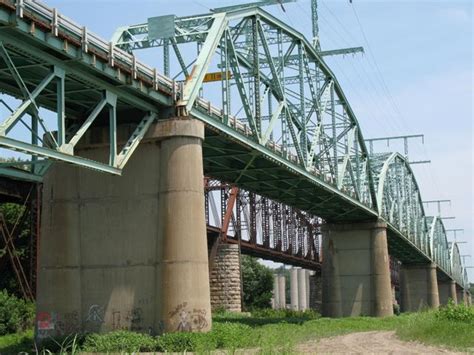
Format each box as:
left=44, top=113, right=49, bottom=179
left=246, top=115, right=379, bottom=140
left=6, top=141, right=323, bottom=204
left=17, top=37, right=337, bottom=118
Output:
left=322, top=220, right=393, bottom=317
left=438, top=279, right=457, bottom=305
left=36, top=118, right=211, bottom=339
left=400, top=263, right=439, bottom=311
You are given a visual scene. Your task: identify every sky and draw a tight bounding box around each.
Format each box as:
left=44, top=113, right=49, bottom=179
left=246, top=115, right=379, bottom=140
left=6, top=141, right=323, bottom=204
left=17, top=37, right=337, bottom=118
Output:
left=13, top=1, right=474, bottom=279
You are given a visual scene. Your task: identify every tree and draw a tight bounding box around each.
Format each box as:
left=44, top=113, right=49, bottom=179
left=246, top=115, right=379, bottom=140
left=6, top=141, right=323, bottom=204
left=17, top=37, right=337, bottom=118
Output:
left=0, top=202, right=32, bottom=298
left=241, top=255, right=274, bottom=310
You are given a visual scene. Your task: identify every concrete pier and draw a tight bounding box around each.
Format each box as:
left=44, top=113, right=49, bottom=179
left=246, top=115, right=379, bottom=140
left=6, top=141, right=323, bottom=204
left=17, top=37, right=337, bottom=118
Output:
left=309, top=272, right=322, bottom=312
left=273, top=275, right=280, bottom=309
left=438, top=280, right=457, bottom=305
left=456, top=287, right=463, bottom=306
left=36, top=118, right=211, bottom=338
left=400, top=263, right=439, bottom=312
left=209, top=244, right=242, bottom=312
left=290, top=268, right=299, bottom=310
left=278, top=275, right=286, bottom=309
left=158, top=119, right=211, bottom=332
left=322, top=220, right=393, bottom=317
left=297, top=268, right=307, bottom=310
left=305, top=270, right=311, bottom=310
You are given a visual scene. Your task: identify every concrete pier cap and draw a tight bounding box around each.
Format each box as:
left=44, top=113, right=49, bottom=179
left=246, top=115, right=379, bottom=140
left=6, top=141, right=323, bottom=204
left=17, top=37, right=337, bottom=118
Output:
left=321, top=219, right=393, bottom=318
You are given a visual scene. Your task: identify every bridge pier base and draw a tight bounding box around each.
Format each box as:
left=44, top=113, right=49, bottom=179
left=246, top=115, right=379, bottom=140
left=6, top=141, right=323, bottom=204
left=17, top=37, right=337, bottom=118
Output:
left=209, top=244, right=242, bottom=312
left=400, top=263, right=439, bottom=312
left=36, top=118, right=211, bottom=339
left=438, top=279, right=457, bottom=305
left=322, top=220, right=393, bottom=317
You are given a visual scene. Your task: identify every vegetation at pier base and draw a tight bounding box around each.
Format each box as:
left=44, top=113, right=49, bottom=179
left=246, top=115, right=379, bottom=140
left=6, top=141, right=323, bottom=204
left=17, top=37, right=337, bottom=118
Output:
left=0, top=290, right=34, bottom=335
left=241, top=256, right=274, bottom=310
left=1, top=305, right=473, bottom=353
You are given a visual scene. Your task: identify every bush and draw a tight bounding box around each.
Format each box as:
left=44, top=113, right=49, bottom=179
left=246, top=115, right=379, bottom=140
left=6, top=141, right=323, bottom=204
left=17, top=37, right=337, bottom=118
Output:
left=81, top=330, right=158, bottom=353
left=436, top=300, right=474, bottom=323
left=210, top=322, right=254, bottom=349
left=0, top=290, right=34, bottom=335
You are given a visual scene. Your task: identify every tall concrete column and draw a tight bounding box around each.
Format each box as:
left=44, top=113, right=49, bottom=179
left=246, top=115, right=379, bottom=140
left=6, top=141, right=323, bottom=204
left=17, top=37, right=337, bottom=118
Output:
left=278, top=275, right=286, bottom=309
left=290, top=268, right=299, bottom=310
left=297, top=268, right=307, bottom=310
left=209, top=244, right=242, bottom=312
left=322, top=220, right=393, bottom=317
left=400, top=263, right=439, bottom=312
left=158, top=118, right=211, bottom=332
left=309, top=272, right=322, bottom=312
left=273, top=275, right=280, bottom=309
left=456, top=287, right=463, bottom=306
left=306, top=270, right=311, bottom=310
left=438, top=279, right=457, bottom=305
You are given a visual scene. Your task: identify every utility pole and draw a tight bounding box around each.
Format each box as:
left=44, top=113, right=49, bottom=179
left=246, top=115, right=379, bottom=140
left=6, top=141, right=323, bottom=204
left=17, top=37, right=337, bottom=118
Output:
left=365, top=134, right=431, bottom=165
left=311, top=0, right=364, bottom=56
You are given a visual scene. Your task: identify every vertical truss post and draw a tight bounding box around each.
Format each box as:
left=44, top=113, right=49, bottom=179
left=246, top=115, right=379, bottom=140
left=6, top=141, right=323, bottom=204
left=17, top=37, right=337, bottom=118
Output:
left=163, top=38, right=170, bottom=77
left=330, top=83, right=338, bottom=179
left=106, top=92, right=117, bottom=166
left=55, top=66, right=66, bottom=147
left=252, top=16, right=261, bottom=136
left=298, top=42, right=307, bottom=163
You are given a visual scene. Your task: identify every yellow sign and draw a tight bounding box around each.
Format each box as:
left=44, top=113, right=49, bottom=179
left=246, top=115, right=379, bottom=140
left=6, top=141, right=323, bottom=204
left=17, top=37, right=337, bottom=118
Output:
left=202, top=71, right=232, bottom=83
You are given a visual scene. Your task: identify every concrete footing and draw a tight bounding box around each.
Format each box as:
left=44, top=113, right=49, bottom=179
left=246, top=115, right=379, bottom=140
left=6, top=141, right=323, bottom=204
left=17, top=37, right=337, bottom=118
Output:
left=438, top=280, right=457, bottom=305
left=322, top=220, right=393, bottom=317
left=400, top=263, right=439, bottom=312
left=209, top=244, right=242, bottom=312
left=36, top=118, right=211, bottom=338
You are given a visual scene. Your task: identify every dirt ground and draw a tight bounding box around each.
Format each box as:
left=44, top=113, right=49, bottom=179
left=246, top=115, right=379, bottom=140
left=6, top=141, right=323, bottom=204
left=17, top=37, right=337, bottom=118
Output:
left=295, top=331, right=463, bottom=354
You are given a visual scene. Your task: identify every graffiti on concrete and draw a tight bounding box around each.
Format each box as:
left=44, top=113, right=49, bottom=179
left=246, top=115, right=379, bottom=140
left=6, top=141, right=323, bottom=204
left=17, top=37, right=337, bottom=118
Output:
left=56, top=310, right=80, bottom=335
left=191, top=308, right=208, bottom=331
left=86, top=304, right=104, bottom=323
left=168, top=302, right=208, bottom=332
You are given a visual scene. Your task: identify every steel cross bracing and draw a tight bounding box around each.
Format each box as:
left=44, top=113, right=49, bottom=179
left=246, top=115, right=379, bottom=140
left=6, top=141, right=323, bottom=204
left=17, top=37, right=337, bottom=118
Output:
left=0, top=1, right=468, bottom=289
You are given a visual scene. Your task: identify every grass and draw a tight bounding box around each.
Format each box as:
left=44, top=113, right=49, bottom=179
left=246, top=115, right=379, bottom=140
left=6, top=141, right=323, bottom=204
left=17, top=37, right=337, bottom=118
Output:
left=0, top=329, right=34, bottom=354
left=1, top=307, right=473, bottom=353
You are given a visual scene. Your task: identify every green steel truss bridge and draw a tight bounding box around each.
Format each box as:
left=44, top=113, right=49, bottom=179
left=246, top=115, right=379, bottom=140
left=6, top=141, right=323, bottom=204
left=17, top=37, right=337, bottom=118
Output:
left=0, top=0, right=468, bottom=290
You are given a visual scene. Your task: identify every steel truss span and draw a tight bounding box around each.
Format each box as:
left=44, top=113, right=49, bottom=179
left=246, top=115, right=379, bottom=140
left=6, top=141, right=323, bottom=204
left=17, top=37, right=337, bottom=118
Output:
left=0, top=1, right=468, bottom=289
left=205, top=179, right=321, bottom=270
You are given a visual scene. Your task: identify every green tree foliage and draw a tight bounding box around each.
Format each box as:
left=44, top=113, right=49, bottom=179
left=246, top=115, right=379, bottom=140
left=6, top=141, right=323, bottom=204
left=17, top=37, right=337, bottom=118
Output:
left=0, top=202, right=31, bottom=297
left=241, top=256, right=273, bottom=310
left=0, top=290, right=34, bottom=335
